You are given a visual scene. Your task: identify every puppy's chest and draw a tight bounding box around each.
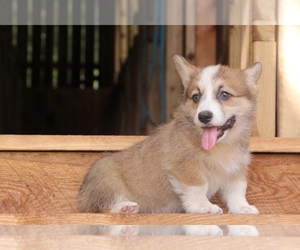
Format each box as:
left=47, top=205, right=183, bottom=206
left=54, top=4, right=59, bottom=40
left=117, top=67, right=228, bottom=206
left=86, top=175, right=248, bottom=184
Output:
left=202, top=149, right=250, bottom=175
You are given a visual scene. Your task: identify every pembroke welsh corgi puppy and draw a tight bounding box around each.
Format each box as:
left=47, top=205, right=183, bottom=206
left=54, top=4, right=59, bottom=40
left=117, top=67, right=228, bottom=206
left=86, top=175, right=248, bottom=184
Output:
left=78, top=55, right=262, bottom=214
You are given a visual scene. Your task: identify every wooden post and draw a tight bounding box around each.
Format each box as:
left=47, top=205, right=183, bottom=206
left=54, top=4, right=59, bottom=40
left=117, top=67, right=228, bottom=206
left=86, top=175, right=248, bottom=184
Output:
left=165, top=0, right=184, bottom=122
left=195, top=0, right=216, bottom=68
left=252, top=0, right=276, bottom=137
left=277, top=25, right=300, bottom=137
left=185, top=0, right=196, bottom=65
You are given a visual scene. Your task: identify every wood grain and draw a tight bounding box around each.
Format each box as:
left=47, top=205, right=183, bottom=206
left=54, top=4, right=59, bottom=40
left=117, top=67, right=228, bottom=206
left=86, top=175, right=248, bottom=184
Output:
left=0, top=152, right=300, bottom=216
left=253, top=41, right=277, bottom=137
left=277, top=25, right=300, bottom=137
left=0, top=135, right=299, bottom=153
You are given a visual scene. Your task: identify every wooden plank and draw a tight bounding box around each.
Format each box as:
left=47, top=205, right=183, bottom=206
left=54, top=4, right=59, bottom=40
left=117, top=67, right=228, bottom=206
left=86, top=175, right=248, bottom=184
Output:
left=194, top=0, right=216, bottom=67
left=252, top=41, right=276, bottom=137
left=252, top=25, right=275, bottom=41
left=166, top=25, right=183, bottom=122
left=0, top=214, right=300, bottom=226
left=277, top=25, right=300, bottom=137
left=195, top=26, right=216, bottom=68
left=185, top=0, right=196, bottom=64
left=166, top=0, right=184, bottom=122
left=250, top=137, right=300, bottom=153
left=229, top=25, right=252, bottom=69
left=0, top=152, right=300, bottom=215
left=0, top=136, right=299, bottom=153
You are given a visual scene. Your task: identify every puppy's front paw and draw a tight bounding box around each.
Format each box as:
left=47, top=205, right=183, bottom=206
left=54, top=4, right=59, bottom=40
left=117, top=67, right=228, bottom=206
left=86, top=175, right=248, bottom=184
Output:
left=198, top=204, right=223, bottom=214
left=229, top=205, right=259, bottom=214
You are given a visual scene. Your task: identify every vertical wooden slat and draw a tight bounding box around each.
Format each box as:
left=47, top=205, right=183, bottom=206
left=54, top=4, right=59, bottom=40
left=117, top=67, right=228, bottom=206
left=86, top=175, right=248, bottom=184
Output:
left=85, top=26, right=95, bottom=88
left=71, top=0, right=81, bottom=87
left=32, top=26, right=41, bottom=87
left=44, top=0, right=54, bottom=88
left=57, top=1, right=68, bottom=86
left=72, top=25, right=81, bottom=87
left=45, top=26, right=54, bottom=88
left=195, top=0, right=216, bottom=68
left=85, top=0, right=95, bottom=88
left=0, top=26, right=13, bottom=132
left=277, top=25, right=300, bottom=137
left=252, top=42, right=276, bottom=137
left=58, top=26, right=68, bottom=86
left=228, top=0, right=252, bottom=69
left=276, top=0, right=300, bottom=137
left=99, top=26, right=115, bottom=88
left=195, top=26, right=216, bottom=68
left=229, top=25, right=252, bottom=69
left=252, top=0, right=276, bottom=137
left=185, top=0, right=196, bottom=65
left=166, top=0, right=184, bottom=122
left=114, top=25, right=121, bottom=84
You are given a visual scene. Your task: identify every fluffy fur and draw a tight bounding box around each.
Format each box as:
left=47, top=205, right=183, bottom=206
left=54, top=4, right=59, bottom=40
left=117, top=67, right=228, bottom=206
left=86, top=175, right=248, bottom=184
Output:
left=78, top=55, right=262, bottom=214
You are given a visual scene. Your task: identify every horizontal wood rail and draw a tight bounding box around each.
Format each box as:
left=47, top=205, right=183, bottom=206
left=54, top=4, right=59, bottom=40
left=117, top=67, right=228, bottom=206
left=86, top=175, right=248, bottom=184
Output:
left=0, top=135, right=299, bottom=153
left=0, top=214, right=300, bottom=226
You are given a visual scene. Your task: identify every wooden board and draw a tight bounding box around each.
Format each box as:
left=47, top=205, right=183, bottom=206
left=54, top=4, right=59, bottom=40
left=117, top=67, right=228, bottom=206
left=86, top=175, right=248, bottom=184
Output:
left=252, top=41, right=277, bottom=137
left=166, top=1, right=184, bottom=122
left=0, top=152, right=300, bottom=217
left=277, top=25, right=300, bottom=137
left=0, top=135, right=299, bottom=153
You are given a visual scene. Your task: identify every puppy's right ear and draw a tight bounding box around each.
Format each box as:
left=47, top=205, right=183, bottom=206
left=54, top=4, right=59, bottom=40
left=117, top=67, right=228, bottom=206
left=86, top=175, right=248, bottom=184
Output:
left=172, top=54, right=198, bottom=88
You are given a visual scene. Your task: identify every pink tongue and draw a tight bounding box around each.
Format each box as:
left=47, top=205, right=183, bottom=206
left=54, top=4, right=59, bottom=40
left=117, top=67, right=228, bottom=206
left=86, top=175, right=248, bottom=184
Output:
left=202, top=127, right=219, bottom=150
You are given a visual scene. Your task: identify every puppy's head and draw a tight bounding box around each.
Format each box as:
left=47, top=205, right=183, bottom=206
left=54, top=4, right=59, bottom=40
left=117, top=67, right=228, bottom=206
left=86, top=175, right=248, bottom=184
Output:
left=173, top=54, right=262, bottom=150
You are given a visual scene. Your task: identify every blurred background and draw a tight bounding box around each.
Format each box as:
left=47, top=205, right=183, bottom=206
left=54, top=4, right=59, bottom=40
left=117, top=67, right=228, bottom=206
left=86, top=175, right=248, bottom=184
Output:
left=0, top=0, right=299, bottom=137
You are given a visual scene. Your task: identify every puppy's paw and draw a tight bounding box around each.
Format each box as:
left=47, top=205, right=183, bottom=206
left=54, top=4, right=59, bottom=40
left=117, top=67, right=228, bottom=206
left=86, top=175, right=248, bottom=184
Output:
left=184, top=225, right=223, bottom=236
left=229, top=205, right=259, bottom=214
left=110, top=201, right=139, bottom=214
left=198, top=204, right=223, bottom=214
left=227, top=225, right=259, bottom=236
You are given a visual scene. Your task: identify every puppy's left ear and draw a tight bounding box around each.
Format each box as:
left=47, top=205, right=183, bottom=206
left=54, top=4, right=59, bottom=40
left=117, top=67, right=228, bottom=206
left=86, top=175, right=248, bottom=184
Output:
left=243, top=62, right=262, bottom=88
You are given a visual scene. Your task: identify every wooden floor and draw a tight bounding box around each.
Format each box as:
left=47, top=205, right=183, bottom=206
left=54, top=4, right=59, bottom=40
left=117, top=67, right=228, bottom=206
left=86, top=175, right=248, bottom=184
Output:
left=0, top=136, right=300, bottom=249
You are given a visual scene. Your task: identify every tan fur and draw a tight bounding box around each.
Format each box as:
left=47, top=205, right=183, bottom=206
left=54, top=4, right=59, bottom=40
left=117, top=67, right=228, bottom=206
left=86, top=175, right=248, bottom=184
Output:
left=78, top=55, right=262, bottom=214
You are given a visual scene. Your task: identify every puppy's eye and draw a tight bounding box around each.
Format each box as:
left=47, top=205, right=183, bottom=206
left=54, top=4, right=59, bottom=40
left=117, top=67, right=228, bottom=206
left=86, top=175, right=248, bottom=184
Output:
left=219, top=91, right=231, bottom=100
left=192, top=94, right=200, bottom=103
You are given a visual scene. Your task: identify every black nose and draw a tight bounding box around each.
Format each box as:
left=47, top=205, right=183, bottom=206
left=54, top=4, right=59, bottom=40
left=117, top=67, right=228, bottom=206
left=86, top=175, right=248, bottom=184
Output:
left=198, top=111, right=213, bottom=124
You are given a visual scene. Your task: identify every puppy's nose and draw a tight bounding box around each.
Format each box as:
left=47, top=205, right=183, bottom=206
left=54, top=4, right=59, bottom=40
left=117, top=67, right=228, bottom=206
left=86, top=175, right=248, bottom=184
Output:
left=198, top=111, right=213, bottom=124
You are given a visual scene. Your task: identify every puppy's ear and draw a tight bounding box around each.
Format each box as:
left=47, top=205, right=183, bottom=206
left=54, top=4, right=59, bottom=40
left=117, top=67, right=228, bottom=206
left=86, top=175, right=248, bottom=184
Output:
left=243, top=62, right=262, bottom=88
left=172, top=54, right=198, bottom=88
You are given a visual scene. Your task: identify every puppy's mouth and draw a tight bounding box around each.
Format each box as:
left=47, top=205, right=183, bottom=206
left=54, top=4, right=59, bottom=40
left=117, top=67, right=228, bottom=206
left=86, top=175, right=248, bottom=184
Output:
left=201, top=116, right=236, bottom=150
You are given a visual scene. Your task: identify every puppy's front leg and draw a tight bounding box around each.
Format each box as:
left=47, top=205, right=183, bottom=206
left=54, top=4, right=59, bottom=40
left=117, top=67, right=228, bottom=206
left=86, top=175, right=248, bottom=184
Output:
left=221, top=173, right=259, bottom=214
left=169, top=176, right=223, bottom=214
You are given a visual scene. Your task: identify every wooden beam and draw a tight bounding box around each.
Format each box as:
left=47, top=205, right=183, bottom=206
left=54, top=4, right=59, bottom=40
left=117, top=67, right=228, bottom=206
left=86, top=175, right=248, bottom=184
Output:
left=0, top=135, right=299, bottom=153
